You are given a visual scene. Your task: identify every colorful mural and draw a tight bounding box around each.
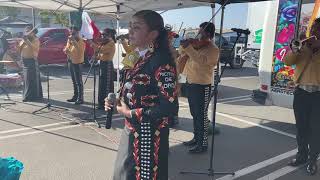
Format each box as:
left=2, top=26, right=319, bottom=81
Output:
left=271, top=0, right=320, bottom=95
left=271, top=0, right=299, bottom=95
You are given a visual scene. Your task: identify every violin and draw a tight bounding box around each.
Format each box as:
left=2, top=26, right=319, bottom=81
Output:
left=180, top=38, right=210, bottom=49
left=177, top=38, right=211, bottom=74
left=116, top=34, right=129, bottom=41
left=68, top=34, right=80, bottom=42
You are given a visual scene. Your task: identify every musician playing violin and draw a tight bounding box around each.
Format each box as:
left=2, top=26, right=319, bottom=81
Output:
left=284, top=18, right=320, bottom=175
left=90, top=28, right=116, bottom=110
left=17, top=26, right=43, bottom=102
left=179, top=22, right=219, bottom=153
left=63, top=26, right=85, bottom=104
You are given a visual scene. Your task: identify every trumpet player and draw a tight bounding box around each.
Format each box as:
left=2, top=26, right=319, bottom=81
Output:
left=17, top=26, right=43, bottom=102
left=63, top=26, right=85, bottom=105
left=284, top=18, right=320, bottom=175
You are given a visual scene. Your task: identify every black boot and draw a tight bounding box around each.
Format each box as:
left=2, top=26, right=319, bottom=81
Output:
left=67, top=95, right=77, bottom=102
left=188, top=145, right=207, bottom=154
left=75, top=93, right=83, bottom=105
left=75, top=84, right=83, bottom=105
left=67, top=84, right=78, bottom=102
left=306, top=156, right=318, bottom=175
left=288, top=152, right=308, bottom=167
left=183, top=138, right=197, bottom=147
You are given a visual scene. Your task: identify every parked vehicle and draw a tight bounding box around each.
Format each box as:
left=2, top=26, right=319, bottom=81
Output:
left=173, top=32, right=246, bottom=69
left=5, top=28, right=94, bottom=65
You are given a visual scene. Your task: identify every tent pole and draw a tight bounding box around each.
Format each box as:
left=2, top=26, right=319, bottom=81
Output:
left=32, top=8, right=36, bottom=27
left=294, top=0, right=303, bottom=39
left=211, top=4, right=215, bottom=25
left=116, top=4, right=120, bottom=96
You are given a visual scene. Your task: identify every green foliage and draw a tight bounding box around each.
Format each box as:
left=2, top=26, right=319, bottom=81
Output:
left=38, top=10, right=50, bottom=25
left=39, top=10, right=70, bottom=27
left=0, top=6, right=21, bottom=18
left=53, top=12, right=69, bottom=27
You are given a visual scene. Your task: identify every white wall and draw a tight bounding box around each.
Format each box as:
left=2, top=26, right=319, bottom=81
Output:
left=246, top=1, right=271, bottom=49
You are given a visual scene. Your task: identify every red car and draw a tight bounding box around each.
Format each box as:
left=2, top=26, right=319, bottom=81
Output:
left=7, top=28, right=94, bottom=65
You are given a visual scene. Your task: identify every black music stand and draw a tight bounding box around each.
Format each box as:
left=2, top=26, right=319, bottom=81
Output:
left=32, top=64, right=67, bottom=114
left=0, top=85, right=15, bottom=108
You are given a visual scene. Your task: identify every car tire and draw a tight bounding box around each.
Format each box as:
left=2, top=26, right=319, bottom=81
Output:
left=229, top=56, right=244, bottom=69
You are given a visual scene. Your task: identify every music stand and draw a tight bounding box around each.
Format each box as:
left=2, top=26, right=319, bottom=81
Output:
left=0, top=60, right=17, bottom=108
left=32, top=64, right=67, bottom=114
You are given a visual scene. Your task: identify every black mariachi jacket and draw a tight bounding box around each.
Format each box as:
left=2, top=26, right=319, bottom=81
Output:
left=121, top=49, right=178, bottom=127
left=117, top=49, right=178, bottom=180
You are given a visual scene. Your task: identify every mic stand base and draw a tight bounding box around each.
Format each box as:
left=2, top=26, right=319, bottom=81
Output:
left=32, top=64, right=68, bottom=114
left=32, top=102, right=68, bottom=114
left=0, top=86, right=16, bottom=108
left=82, top=63, right=103, bottom=128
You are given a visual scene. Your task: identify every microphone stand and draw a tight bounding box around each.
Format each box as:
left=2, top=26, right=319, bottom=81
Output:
left=180, top=2, right=238, bottom=179
left=32, top=39, right=67, bottom=114
left=32, top=62, right=68, bottom=114
left=83, top=43, right=104, bottom=128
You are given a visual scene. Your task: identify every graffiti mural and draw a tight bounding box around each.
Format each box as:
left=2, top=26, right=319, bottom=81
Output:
left=271, top=0, right=299, bottom=95
left=271, top=0, right=320, bottom=95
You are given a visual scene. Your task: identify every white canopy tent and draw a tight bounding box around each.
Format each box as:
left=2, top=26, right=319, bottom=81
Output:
left=0, top=0, right=214, bottom=19
left=0, top=0, right=218, bottom=91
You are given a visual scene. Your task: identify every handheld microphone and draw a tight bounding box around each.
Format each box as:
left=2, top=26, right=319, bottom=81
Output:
left=231, top=28, right=251, bottom=35
left=116, top=34, right=129, bottom=40
left=105, top=93, right=116, bottom=129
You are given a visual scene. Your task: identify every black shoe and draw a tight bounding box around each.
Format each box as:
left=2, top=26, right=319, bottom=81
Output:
left=96, top=105, right=104, bottom=110
left=74, top=99, right=83, bottom=105
left=183, top=138, right=197, bottom=146
left=67, top=97, right=77, bottom=102
left=288, top=153, right=308, bottom=167
left=169, top=116, right=179, bottom=128
left=306, top=159, right=318, bottom=175
left=188, top=145, right=207, bottom=154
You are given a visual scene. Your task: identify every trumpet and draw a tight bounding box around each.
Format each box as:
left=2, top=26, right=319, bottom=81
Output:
left=290, top=35, right=317, bottom=52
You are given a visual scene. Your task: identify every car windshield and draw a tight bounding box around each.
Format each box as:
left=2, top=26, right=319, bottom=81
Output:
left=36, top=29, right=47, bottom=38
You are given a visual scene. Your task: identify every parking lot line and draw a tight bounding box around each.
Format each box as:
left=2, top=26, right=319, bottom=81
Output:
left=218, top=95, right=251, bottom=102
left=256, top=157, right=320, bottom=180
left=0, top=124, right=81, bottom=140
left=216, top=112, right=296, bottom=139
left=217, top=97, right=252, bottom=104
left=256, top=166, right=300, bottom=180
left=0, top=121, right=71, bottom=134
left=222, top=76, right=257, bottom=80
left=216, top=149, right=297, bottom=180
left=2, top=89, right=94, bottom=100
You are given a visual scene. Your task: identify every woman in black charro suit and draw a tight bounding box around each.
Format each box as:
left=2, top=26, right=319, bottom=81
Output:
left=105, top=10, right=178, bottom=180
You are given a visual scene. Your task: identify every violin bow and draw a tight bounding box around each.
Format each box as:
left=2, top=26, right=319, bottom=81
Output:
left=194, top=0, right=231, bottom=39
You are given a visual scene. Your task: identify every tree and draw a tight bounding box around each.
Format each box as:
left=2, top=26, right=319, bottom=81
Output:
left=38, top=10, right=70, bottom=27
left=53, top=12, right=69, bottom=27
left=38, top=10, right=51, bottom=27
left=0, top=6, right=21, bottom=19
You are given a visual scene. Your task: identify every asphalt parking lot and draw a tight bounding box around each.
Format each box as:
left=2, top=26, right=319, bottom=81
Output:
left=0, top=63, right=319, bottom=180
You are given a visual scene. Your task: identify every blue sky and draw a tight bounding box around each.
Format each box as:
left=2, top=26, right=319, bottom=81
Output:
left=161, top=3, right=248, bottom=30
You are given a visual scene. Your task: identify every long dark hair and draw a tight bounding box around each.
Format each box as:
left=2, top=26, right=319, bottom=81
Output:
left=133, top=10, right=173, bottom=62
left=103, top=28, right=116, bottom=43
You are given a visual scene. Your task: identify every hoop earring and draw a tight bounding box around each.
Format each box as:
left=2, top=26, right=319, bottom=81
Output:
left=148, top=42, right=155, bottom=53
